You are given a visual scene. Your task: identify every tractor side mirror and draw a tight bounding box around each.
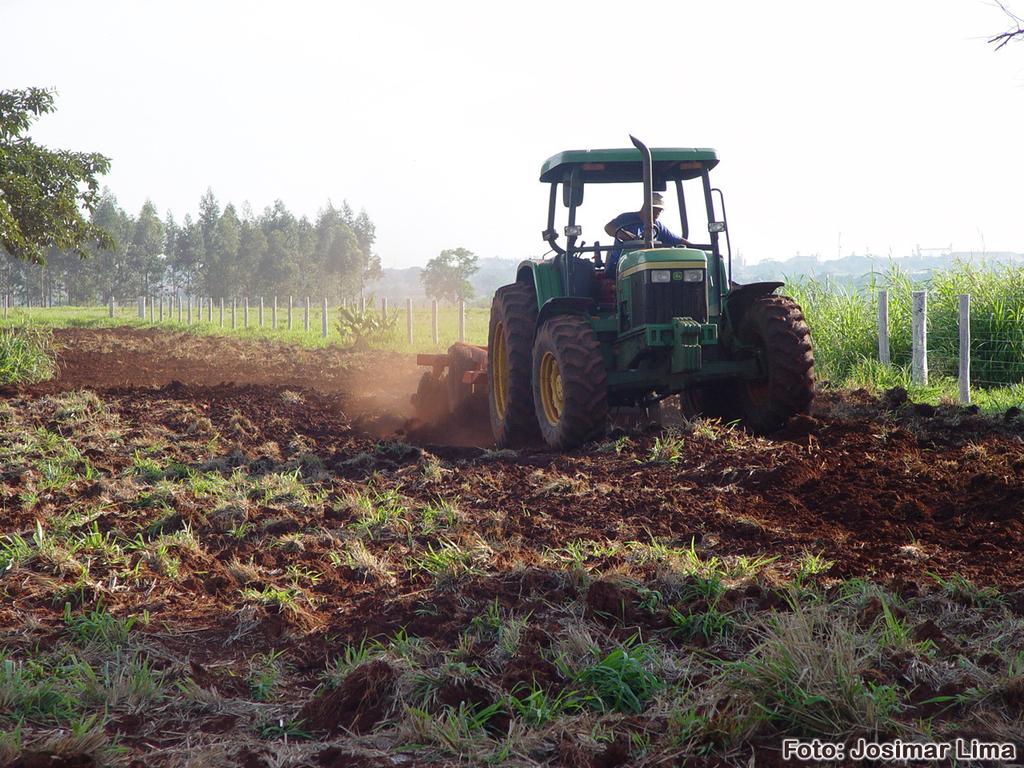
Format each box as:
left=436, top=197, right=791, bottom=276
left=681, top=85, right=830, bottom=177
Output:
left=709, top=221, right=727, bottom=233
left=562, top=169, right=584, bottom=208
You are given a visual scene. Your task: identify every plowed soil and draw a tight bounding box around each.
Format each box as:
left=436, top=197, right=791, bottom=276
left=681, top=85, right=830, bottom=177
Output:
left=17, top=327, right=1024, bottom=587
left=4, top=326, right=1024, bottom=767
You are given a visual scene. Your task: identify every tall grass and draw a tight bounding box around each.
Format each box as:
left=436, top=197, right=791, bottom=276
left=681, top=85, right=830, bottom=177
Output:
left=0, top=326, right=55, bottom=385
left=787, top=261, right=1024, bottom=388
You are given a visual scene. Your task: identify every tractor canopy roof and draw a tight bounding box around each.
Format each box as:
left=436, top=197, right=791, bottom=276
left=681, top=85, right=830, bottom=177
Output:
left=539, top=147, right=718, bottom=184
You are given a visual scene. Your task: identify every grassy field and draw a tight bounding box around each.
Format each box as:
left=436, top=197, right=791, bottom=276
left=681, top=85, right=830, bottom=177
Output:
left=0, top=303, right=490, bottom=353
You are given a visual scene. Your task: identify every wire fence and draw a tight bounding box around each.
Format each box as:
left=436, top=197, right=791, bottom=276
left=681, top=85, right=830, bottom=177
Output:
left=878, top=289, right=1024, bottom=403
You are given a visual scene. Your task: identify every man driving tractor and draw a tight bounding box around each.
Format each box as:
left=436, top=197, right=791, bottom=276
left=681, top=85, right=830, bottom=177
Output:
left=604, top=191, right=693, bottom=277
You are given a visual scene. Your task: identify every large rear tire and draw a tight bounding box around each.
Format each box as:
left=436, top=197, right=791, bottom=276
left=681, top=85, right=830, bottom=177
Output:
left=488, top=283, right=540, bottom=447
left=735, top=295, right=815, bottom=433
left=531, top=315, right=608, bottom=449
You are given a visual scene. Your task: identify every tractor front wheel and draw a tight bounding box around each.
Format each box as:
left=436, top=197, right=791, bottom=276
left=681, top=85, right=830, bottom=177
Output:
left=735, top=295, right=815, bottom=433
left=488, top=283, right=540, bottom=447
left=531, top=315, right=608, bottom=449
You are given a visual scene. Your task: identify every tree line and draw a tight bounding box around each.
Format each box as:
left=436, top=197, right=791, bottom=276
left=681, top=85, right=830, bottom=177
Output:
left=1, top=188, right=381, bottom=306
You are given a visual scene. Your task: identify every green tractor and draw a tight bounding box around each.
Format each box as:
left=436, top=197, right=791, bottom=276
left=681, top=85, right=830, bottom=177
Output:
left=415, top=136, right=814, bottom=450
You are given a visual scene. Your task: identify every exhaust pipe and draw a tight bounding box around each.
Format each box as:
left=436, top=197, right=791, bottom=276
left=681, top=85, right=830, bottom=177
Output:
left=629, top=134, right=654, bottom=247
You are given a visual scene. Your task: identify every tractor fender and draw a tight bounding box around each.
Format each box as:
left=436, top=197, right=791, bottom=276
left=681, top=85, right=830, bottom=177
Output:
left=724, top=282, right=784, bottom=332
left=535, top=297, right=594, bottom=335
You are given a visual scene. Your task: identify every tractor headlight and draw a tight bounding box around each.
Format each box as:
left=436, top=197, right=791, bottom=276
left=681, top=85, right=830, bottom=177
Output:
left=683, top=269, right=704, bottom=282
left=651, top=270, right=671, bottom=283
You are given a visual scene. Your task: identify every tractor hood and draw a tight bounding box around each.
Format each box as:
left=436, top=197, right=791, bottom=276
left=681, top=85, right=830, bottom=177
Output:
left=616, top=247, right=707, bottom=280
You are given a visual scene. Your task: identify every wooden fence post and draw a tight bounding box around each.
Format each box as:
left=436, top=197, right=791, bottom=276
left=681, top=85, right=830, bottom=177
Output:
left=959, top=294, right=970, bottom=405
left=304, top=296, right=310, bottom=332
left=432, top=299, right=438, bottom=345
left=109, top=296, right=114, bottom=319
left=231, top=298, right=236, bottom=329
left=406, top=298, right=413, bottom=344
left=911, top=290, right=927, bottom=385
left=877, top=289, right=890, bottom=365
left=322, top=297, right=328, bottom=338
left=458, top=299, right=465, bottom=342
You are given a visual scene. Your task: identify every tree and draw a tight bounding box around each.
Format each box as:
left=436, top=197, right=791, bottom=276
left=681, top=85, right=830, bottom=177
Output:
left=990, top=2, right=1024, bottom=49
left=0, top=88, right=112, bottom=262
left=421, top=247, right=479, bottom=303
left=128, top=200, right=165, bottom=295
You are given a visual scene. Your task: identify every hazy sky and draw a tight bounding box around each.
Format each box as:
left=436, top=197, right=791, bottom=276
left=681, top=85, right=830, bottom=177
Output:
left=3, top=0, right=1023, bottom=267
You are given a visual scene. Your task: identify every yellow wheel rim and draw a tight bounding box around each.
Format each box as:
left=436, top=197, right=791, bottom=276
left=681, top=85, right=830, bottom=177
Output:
left=492, top=321, right=508, bottom=418
left=538, top=351, right=564, bottom=426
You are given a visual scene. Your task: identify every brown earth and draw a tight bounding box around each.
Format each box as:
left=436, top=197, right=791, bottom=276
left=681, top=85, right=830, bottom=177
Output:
left=4, top=326, right=1024, bottom=766
left=14, top=326, right=1024, bottom=588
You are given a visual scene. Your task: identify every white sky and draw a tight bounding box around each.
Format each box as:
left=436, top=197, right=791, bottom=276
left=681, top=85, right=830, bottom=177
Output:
left=3, top=0, right=1023, bottom=267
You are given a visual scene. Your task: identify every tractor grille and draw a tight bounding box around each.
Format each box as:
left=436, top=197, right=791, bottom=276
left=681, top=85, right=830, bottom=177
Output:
left=630, top=271, right=708, bottom=326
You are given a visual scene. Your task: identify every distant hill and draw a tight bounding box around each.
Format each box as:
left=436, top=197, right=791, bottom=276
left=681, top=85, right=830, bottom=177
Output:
left=735, top=250, right=1024, bottom=287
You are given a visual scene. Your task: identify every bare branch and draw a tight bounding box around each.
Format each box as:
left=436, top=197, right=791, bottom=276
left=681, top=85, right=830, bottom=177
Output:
left=989, top=0, right=1024, bottom=50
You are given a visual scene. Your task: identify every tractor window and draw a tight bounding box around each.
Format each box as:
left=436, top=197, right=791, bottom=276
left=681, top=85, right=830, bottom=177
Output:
left=679, top=177, right=711, bottom=248
left=564, top=183, right=691, bottom=253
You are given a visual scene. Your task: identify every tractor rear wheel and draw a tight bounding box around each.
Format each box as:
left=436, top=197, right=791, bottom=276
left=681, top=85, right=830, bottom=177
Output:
left=735, top=295, right=815, bottom=433
left=488, top=282, right=540, bottom=447
left=531, top=315, right=608, bottom=449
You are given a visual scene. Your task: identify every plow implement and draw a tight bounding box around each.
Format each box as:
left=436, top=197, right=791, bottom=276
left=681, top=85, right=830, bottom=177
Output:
left=412, top=342, right=489, bottom=425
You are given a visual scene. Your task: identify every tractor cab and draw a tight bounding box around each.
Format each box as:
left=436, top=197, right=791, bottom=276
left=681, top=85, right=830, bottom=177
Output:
left=537, top=143, right=732, bottom=323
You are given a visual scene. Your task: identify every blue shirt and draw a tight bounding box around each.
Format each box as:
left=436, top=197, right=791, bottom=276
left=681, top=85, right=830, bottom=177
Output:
left=605, top=211, right=686, bottom=276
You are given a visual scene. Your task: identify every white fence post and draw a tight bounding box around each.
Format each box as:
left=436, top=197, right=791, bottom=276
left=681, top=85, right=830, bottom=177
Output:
left=108, top=296, right=114, bottom=319
left=219, top=297, right=224, bottom=327
left=187, top=297, right=192, bottom=324
left=381, top=297, right=388, bottom=322
left=304, top=296, right=310, bottom=332
left=877, top=289, right=890, bottom=365
left=138, top=296, right=144, bottom=319
left=959, top=294, right=971, bottom=405
left=244, top=297, right=249, bottom=329
left=260, top=297, right=265, bottom=327
left=911, top=290, right=927, bottom=385
left=176, top=297, right=182, bottom=323
left=322, top=297, right=328, bottom=338
left=159, top=296, right=164, bottom=323
left=231, top=298, right=236, bottom=329
left=288, top=296, right=293, bottom=330
left=272, top=297, right=278, bottom=329
left=149, top=297, right=154, bottom=322
left=458, top=299, right=465, bottom=342
left=406, top=298, right=413, bottom=344
left=432, top=299, right=438, bottom=345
